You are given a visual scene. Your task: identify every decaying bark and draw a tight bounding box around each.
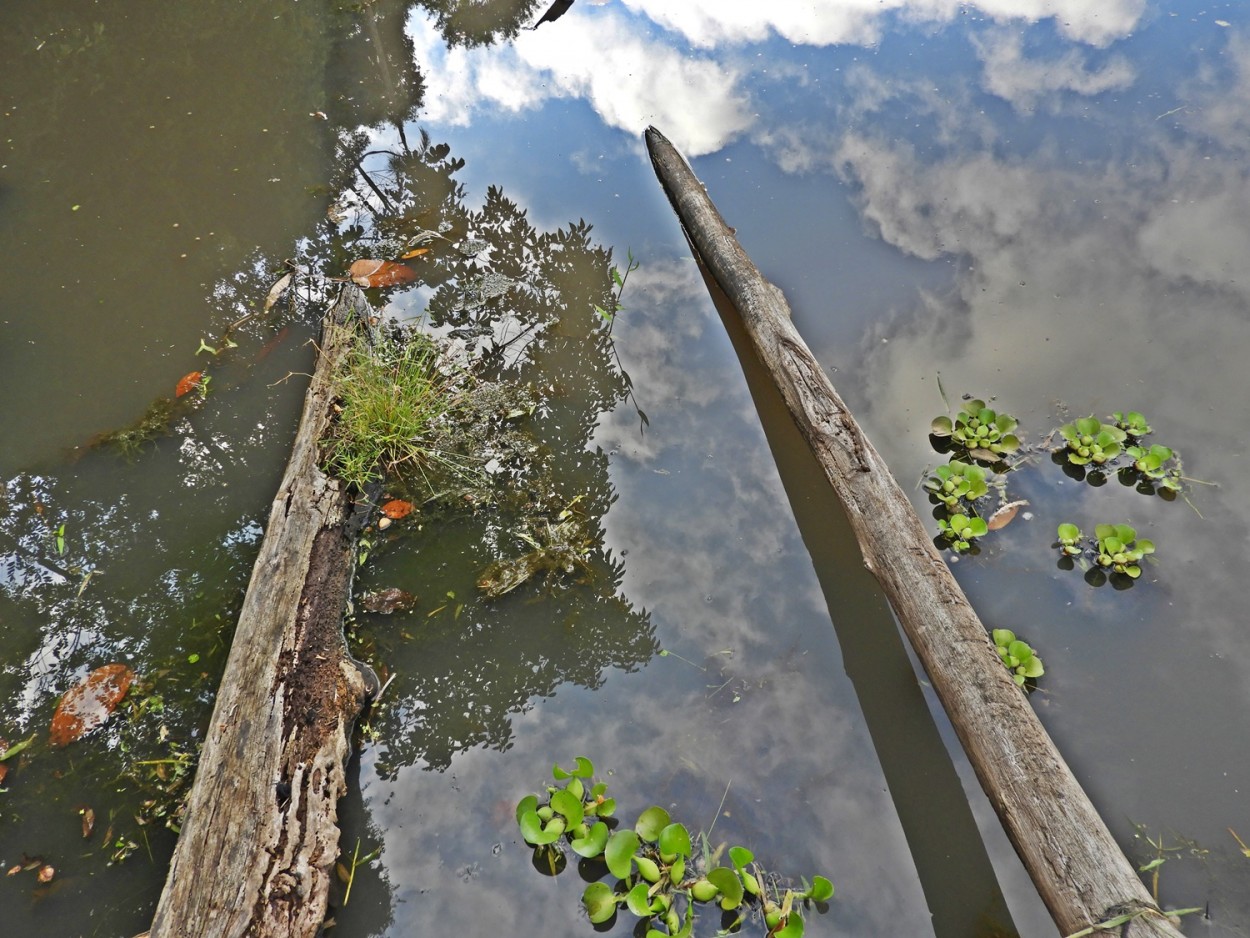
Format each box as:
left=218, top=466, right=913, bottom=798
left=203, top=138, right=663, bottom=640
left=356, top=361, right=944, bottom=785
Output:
left=645, top=125, right=1187, bottom=938
left=146, top=286, right=375, bottom=938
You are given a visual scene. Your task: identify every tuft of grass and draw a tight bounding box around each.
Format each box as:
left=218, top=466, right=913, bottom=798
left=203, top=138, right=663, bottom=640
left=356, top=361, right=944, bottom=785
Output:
left=321, top=331, right=480, bottom=491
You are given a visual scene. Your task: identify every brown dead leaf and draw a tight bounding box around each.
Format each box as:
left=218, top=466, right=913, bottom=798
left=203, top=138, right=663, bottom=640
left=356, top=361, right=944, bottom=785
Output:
left=380, top=499, right=415, bottom=520
left=0, top=763, right=7, bottom=786
left=80, top=806, right=95, bottom=839
left=49, top=664, right=135, bottom=748
left=37, top=865, right=54, bottom=883
left=6, top=865, right=20, bottom=877
left=986, top=500, right=1030, bottom=531
left=348, top=259, right=418, bottom=288
left=175, top=371, right=203, bottom=398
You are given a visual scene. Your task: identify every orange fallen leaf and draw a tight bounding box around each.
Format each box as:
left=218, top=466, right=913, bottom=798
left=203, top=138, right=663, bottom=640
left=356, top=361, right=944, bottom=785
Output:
left=380, top=499, right=415, bottom=520
left=37, top=865, right=54, bottom=883
left=49, top=664, right=135, bottom=748
left=986, top=500, right=1030, bottom=532
left=348, top=259, right=418, bottom=288
left=175, top=371, right=203, bottom=398
left=400, top=246, right=430, bottom=260
left=6, top=865, right=20, bottom=877
left=0, top=763, right=7, bottom=786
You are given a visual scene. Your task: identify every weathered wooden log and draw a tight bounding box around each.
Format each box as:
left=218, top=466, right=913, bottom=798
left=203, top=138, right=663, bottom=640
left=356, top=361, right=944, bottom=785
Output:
left=147, top=285, right=376, bottom=938
left=645, top=125, right=1186, bottom=938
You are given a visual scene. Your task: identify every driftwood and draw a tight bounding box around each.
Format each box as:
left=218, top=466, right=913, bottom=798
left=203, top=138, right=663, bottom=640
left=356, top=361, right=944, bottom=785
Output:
left=147, top=286, right=376, bottom=938
left=645, top=126, right=1186, bottom=938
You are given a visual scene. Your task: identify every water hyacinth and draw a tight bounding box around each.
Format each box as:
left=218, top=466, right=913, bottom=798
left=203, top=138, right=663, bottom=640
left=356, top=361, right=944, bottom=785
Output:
left=930, top=398, right=1021, bottom=462
left=936, top=512, right=988, bottom=552
left=923, top=460, right=990, bottom=510
left=1094, top=523, right=1155, bottom=579
left=991, top=629, right=1045, bottom=687
left=516, top=757, right=832, bottom=937
left=1059, top=416, right=1126, bottom=467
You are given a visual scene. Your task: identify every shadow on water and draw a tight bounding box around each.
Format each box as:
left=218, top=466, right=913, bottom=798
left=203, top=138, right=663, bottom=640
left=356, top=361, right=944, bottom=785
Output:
left=698, top=268, right=1020, bottom=938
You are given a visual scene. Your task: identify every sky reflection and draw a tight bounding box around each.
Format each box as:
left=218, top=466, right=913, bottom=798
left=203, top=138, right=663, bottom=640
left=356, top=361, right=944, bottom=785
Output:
left=388, top=1, right=1250, bottom=933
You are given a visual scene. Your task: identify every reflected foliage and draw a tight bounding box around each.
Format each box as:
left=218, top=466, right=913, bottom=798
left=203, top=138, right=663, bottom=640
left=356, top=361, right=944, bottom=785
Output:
left=328, top=1, right=425, bottom=129
left=416, top=0, right=546, bottom=48
left=288, top=128, right=655, bottom=772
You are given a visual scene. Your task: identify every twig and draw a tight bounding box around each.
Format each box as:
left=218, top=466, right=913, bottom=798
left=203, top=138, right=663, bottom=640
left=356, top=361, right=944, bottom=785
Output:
left=354, top=159, right=396, bottom=214
left=705, top=779, right=732, bottom=839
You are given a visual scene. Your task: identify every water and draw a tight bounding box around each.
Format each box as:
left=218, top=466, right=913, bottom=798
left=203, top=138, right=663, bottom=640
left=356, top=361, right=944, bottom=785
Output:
left=3, top=2, right=1249, bottom=936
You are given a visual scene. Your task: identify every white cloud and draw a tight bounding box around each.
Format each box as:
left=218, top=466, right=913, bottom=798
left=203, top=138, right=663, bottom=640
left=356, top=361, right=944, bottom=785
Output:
left=972, top=29, right=1136, bottom=111
left=620, top=0, right=1146, bottom=49
left=408, top=7, right=753, bottom=157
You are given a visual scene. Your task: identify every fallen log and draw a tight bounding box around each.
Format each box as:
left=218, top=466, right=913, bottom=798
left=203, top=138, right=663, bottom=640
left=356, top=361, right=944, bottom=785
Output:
left=147, top=285, right=377, bottom=938
left=645, top=125, right=1186, bottom=938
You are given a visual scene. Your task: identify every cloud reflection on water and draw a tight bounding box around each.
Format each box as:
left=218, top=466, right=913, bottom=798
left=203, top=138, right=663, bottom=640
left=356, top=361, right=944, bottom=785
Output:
left=372, top=3, right=1250, bottom=933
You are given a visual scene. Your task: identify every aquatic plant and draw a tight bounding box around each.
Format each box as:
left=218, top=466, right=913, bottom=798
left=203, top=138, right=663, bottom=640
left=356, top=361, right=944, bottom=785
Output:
left=936, top=512, right=988, bottom=553
left=1110, top=410, right=1152, bottom=438
left=923, top=460, right=989, bottom=511
left=516, top=757, right=833, bottom=937
left=930, top=398, right=1020, bottom=462
left=1058, top=416, right=1126, bottom=467
left=1054, top=522, right=1156, bottom=580
left=1094, top=523, right=1155, bottom=579
left=91, top=396, right=176, bottom=459
left=1055, top=522, right=1084, bottom=557
left=1122, top=443, right=1183, bottom=494
left=991, top=629, right=1044, bottom=687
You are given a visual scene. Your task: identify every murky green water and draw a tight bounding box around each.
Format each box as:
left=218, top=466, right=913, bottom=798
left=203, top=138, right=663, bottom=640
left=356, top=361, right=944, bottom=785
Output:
left=3, top=2, right=1249, bottom=936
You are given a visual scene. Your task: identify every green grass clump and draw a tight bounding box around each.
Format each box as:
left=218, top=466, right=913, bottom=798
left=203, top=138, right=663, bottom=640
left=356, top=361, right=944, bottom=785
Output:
left=322, top=332, right=476, bottom=491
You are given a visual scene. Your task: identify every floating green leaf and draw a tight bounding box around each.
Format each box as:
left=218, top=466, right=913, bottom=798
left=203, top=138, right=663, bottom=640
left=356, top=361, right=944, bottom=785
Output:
left=550, top=788, right=585, bottom=828
left=658, top=822, right=691, bottom=861
left=626, top=881, right=653, bottom=917
left=519, top=809, right=565, bottom=845
left=635, top=806, right=671, bottom=843
left=776, top=908, right=805, bottom=937
left=515, top=794, right=538, bottom=825
left=605, top=829, right=640, bottom=879
left=571, top=820, right=610, bottom=858
left=807, top=876, right=835, bottom=901
left=583, top=881, right=618, bottom=924
left=706, top=866, right=744, bottom=910
left=553, top=756, right=595, bottom=780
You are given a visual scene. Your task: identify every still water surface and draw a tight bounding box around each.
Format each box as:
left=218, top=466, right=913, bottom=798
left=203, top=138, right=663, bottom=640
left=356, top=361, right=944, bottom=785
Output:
left=2, top=1, right=1248, bottom=936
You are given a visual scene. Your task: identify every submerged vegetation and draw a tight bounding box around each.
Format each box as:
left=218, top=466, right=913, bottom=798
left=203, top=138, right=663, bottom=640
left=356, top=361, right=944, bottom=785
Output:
left=85, top=396, right=176, bottom=460
left=516, top=758, right=832, bottom=938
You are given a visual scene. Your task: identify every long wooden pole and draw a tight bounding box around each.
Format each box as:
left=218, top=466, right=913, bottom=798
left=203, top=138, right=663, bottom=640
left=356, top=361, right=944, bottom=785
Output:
left=645, top=125, right=1185, bottom=938
left=147, top=286, right=375, bottom=938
